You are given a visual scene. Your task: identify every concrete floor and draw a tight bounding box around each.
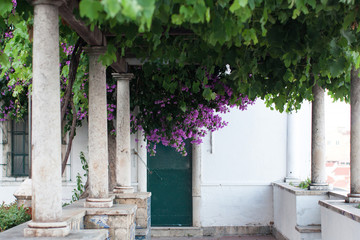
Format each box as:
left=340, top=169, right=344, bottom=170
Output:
left=153, top=236, right=276, bottom=240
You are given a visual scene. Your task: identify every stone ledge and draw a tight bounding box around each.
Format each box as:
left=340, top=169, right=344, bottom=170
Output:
left=329, top=189, right=348, bottom=199
left=319, top=200, right=360, bottom=223
left=203, top=226, right=271, bottom=237
left=0, top=222, right=107, bottom=239
left=112, top=192, right=151, bottom=199
left=152, top=227, right=202, bottom=237
left=86, top=204, right=137, bottom=216
left=295, top=225, right=321, bottom=233
left=272, top=182, right=329, bottom=195
left=65, top=198, right=137, bottom=216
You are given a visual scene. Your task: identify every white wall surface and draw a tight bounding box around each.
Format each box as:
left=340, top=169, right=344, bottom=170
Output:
left=321, top=205, right=360, bottom=240
left=273, top=183, right=328, bottom=240
left=273, top=184, right=299, bottom=239
left=200, top=100, right=288, bottom=226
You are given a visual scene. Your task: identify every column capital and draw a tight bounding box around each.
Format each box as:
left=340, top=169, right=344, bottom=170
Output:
left=83, top=46, right=107, bottom=56
left=112, top=73, right=134, bottom=81
left=32, top=0, right=65, bottom=6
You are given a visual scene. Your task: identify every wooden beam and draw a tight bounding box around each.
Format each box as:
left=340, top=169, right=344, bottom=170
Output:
left=59, top=0, right=103, bottom=46
left=111, top=58, right=128, bottom=73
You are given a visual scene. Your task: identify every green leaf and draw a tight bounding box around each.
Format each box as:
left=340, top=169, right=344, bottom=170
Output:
left=230, top=0, right=248, bottom=12
left=121, top=0, right=142, bottom=20
left=0, top=52, right=10, bottom=69
left=102, top=0, right=121, bottom=18
left=0, top=1, right=12, bottom=17
left=205, top=7, right=211, bottom=22
left=192, top=81, right=200, bottom=93
left=180, top=101, right=187, bottom=112
left=98, top=44, right=117, bottom=66
left=171, top=14, right=183, bottom=25
left=79, top=0, right=103, bottom=21
left=202, top=88, right=216, bottom=101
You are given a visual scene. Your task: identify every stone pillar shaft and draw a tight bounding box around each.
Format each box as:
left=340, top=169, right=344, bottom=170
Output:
left=348, top=67, right=360, bottom=201
left=85, top=47, right=112, bottom=208
left=137, top=130, right=147, bottom=192
left=310, top=84, right=328, bottom=189
left=113, top=73, right=134, bottom=193
left=192, top=143, right=201, bottom=227
left=25, top=1, right=69, bottom=237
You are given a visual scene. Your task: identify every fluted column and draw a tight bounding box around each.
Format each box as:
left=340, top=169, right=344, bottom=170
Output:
left=24, top=0, right=69, bottom=237
left=347, top=67, right=360, bottom=202
left=84, top=46, right=113, bottom=208
left=112, top=73, right=134, bottom=193
left=309, top=84, right=329, bottom=190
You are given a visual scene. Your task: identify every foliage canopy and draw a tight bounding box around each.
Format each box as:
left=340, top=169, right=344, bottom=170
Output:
left=1, top=0, right=360, bottom=153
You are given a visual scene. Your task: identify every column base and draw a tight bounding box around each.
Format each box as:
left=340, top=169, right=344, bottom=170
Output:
left=113, top=186, right=134, bottom=193
left=24, top=221, right=69, bottom=237
left=85, top=197, right=113, bottom=208
left=308, top=183, right=331, bottom=190
left=346, top=193, right=360, bottom=203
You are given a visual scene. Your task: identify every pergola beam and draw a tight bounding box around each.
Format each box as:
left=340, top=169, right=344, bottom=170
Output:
left=58, top=0, right=128, bottom=72
left=58, top=0, right=103, bottom=46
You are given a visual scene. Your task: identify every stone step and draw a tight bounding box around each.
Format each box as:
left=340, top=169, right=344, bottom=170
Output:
left=151, top=227, right=203, bottom=237
left=136, top=227, right=151, bottom=240
left=0, top=222, right=108, bottom=240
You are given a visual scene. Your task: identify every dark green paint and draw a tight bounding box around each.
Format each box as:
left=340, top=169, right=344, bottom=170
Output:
left=11, top=118, right=29, bottom=177
left=147, top=141, right=192, bottom=226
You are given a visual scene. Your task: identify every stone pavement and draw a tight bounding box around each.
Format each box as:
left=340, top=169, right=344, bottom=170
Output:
left=153, top=236, right=276, bottom=240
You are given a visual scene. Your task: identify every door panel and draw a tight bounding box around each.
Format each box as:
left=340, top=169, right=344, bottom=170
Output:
left=147, top=142, right=192, bottom=226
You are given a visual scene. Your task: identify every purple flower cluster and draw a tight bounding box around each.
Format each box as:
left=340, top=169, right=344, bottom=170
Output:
left=107, top=103, right=116, bottom=120
left=61, top=43, right=74, bottom=56
left=0, top=79, right=31, bottom=121
left=107, top=84, right=116, bottom=93
left=12, top=0, right=17, bottom=14
left=4, top=32, right=13, bottom=39
left=131, top=73, right=255, bottom=155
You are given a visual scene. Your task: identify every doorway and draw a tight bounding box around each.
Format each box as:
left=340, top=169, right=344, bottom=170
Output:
left=147, top=142, right=192, bottom=226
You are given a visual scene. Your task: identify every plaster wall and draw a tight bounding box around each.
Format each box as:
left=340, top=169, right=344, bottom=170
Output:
left=296, top=194, right=328, bottom=226
left=321, top=206, right=360, bottom=240
left=200, top=100, right=288, bottom=226
left=273, top=185, right=299, bottom=239
left=273, top=183, right=328, bottom=240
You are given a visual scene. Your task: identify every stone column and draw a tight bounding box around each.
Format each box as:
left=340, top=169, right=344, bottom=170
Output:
left=137, top=130, right=147, bottom=192
left=24, top=0, right=69, bottom=237
left=192, top=143, right=201, bottom=227
left=285, top=113, right=300, bottom=182
left=112, top=73, right=134, bottom=193
left=84, top=47, right=113, bottom=208
left=347, top=68, right=360, bottom=202
left=309, top=84, right=328, bottom=190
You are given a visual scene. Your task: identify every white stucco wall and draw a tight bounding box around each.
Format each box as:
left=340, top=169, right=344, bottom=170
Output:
left=200, top=100, right=288, bottom=226
left=321, top=204, right=360, bottom=240
left=273, top=184, right=299, bottom=239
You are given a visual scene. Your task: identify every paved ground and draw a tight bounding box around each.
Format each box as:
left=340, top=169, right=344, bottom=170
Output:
left=153, top=236, right=276, bottom=240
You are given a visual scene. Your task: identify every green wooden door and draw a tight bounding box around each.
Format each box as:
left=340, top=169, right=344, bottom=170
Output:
left=147, top=142, right=192, bottom=226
